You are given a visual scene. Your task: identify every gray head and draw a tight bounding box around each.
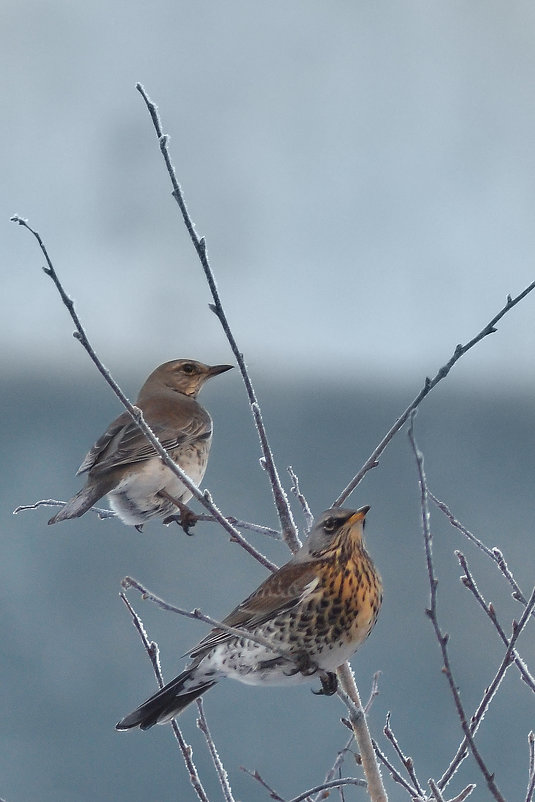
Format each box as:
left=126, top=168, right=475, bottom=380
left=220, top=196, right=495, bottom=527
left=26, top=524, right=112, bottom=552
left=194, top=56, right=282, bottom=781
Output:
left=295, top=506, right=371, bottom=562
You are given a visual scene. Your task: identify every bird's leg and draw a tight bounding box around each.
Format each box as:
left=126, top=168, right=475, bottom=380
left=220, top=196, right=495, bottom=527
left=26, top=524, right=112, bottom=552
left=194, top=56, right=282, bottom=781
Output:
left=312, top=671, right=338, bottom=696
left=135, top=524, right=144, bottom=533
left=158, top=490, right=197, bottom=535
left=283, top=650, right=318, bottom=678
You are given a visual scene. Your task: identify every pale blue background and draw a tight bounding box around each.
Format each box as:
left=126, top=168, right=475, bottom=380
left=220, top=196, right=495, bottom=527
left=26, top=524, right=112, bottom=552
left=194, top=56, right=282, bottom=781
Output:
left=2, top=3, right=535, bottom=801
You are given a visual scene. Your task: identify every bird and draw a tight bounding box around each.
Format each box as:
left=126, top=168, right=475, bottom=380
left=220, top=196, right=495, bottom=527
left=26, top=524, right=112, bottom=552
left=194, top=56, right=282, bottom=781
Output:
left=116, top=506, right=382, bottom=730
left=48, top=359, right=233, bottom=531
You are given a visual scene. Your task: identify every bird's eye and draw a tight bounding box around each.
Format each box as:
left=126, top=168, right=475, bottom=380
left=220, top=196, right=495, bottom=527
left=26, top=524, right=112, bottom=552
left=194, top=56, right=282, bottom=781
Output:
left=323, top=517, right=337, bottom=534
left=182, top=363, right=196, bottom=374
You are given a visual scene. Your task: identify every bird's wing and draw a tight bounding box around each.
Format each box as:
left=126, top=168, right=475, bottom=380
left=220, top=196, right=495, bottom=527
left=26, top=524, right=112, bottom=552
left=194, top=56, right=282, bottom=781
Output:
left=76, top=402, right=211, bottom=476
left=189, top=559, right=323, bottom=658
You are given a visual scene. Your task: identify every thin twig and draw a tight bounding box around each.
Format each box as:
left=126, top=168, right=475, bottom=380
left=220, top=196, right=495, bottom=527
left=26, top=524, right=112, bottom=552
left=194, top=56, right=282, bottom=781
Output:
left=11, top=214, right=277, bottom=572
left=364, top=671, right=382, bottom=715
left=334, top=281, right=535, bottom=507
left=430, top=493, right=530, bottom=608
left=372, top=740, right=417, bottom=797
left=122, top=576, right=319, bottom=671
left=288, top=466, right=314, bottom=532
left=408, top=413, right=507, bottom=802
left=287, top=778, right=366, bottom=802
left=13, top=499, right=115, bottom=519
left=439, top=564, right=535, bottom=790
left=448, top=785, right=476, bottom=802
left=241, top=768, right=287, bottom=801
left=429, top=778, right=475, bottom=802
left=457, top=552, right=535, bottom=692
left=119, top=594, right=210, bottom=802
left=428, top=779, right=446, bottom=802
left=135, top=83, right=300, bottom=553
left=14, top=499, right=281, bottom=540
left=313, top=735, right=355, bottom=802
left=383, top=712, right=424, bottom=797
left=196, top=698, right=235, bottom=802
left=526, top=732, right=535, bottom=802
left=336, top=662, right=388, bottom=802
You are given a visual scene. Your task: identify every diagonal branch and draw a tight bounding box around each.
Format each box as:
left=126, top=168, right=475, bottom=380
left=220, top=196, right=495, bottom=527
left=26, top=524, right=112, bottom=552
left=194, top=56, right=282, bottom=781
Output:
left=334, top=281, right=535, bottom=507
left=10, top=215, right=277, bottom=572
left=135, top=83, right=300, bottom=553
left=119, top=593, right=210, bottom=802
left=123, top=576, right=320, bottom=672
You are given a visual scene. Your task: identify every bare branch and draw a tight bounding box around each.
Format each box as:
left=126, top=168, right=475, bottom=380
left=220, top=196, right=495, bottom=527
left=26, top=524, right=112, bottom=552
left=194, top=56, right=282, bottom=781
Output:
left=14, top=499, right=281, bottom=541
left=122, top=576, right=318, bottom=670
left=287, top=466, right=314, bottom=532
left=408, top=414, right=508, bottom=802
left=430, top=494, right=530, bottom=609
left=11, top=215, right=278, bottom=573
left=336, top=662, right=388, bottom=802
left=313, top=735, right=355, bottom=802
left=135, top=84, right=300, bottom=553
left=364, top=671, right=382, bottom=716
left=448, top=785, right=476, bottom=802
left=241, top=767, right=287, bottom=801
left=526, top=732, right=535, bottom=802
left=196, top=698, right=235, bottom=802
left=333, top=281, right=535, bottom=507
left=372, top=740, right=418, bottom=797
left=13, top=499, right=115, bottom=519
left=287, top=778, right=366, bottom=802
left=383, top=712, right=424, bottom=797
left=457, top=552, right=535, bottom=692
left=119, top=593, right=210, bottom=802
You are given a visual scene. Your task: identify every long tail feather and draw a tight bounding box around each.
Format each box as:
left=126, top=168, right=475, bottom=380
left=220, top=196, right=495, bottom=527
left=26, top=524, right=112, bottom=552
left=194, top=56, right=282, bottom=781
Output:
left=48, top=485, right=104, bottom=525
left=116, top=667, right=216, bottom=731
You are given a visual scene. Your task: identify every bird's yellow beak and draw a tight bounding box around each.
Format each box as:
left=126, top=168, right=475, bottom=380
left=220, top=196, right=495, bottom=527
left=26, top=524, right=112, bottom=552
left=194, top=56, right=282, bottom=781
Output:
left=347, top=505, right=371, bottom=526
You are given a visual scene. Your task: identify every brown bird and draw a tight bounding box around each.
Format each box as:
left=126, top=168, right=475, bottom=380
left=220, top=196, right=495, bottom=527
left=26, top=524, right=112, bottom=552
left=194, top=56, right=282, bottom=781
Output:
left=48, top=359, right=233, bottom=531
left=116, top=506, right=382, bottom=730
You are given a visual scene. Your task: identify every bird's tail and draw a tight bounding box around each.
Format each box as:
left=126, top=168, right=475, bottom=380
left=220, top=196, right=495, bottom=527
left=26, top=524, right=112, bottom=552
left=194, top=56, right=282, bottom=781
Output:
left=48, top=484, right=104, bottom=525
left=116, top=666, right=216, bottom=731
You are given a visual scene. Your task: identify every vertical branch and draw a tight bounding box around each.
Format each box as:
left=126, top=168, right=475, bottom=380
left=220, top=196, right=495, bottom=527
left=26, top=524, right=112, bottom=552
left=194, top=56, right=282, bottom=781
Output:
left=526, top=732, right=535, bottom=802
left=196, top=698, right=235, bottom=802
left=336, top=662, right=388, bottom=802
left=408, top=413, right=507, bottom=802
left=135, top=83, right=300, bottom=552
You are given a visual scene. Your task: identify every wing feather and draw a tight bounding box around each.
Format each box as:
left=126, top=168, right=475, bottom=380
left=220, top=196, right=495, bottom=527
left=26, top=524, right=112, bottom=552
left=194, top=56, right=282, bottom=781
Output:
left=76, top=398, right=211, bottom=476
left=189, top=560, right=322, bottom=658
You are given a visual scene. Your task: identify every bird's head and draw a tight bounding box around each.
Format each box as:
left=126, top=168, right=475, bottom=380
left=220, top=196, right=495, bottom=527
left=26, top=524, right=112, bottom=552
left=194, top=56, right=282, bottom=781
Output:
left=297, top=506, right=371, bottom=561
left=138, top=359, right=233, bottom=400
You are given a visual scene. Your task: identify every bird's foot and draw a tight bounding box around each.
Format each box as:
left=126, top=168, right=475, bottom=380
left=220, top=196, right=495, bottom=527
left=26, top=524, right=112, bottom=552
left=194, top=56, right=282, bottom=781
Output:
left=162, top=511, right=198, bottom=535
left=159, top=492, right=197, bottom=536
left=312, top=671, right=338, bottom=696
left=134, top=524, right=144, bottom=533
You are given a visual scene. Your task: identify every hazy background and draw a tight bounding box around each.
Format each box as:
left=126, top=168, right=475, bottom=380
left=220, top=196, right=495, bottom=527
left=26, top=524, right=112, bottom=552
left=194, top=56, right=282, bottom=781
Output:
left=2, top=2, right=535, bottom=800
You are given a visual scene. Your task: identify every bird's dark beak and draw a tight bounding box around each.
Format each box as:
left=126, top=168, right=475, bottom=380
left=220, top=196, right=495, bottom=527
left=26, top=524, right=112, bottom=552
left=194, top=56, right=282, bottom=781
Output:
left=207, top=364, right=234, bottom=377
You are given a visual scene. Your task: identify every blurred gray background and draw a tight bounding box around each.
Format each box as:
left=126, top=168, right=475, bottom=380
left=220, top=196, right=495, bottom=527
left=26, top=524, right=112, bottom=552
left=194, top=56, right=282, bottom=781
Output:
left=3, top=2, right=535, bottom=800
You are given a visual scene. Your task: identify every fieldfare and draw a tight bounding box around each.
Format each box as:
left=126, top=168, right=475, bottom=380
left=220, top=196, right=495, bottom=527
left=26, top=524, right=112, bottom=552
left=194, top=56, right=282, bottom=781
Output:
left=48, top=359, right=233, bottom=531
left=116, top=506, right=382, bottom=730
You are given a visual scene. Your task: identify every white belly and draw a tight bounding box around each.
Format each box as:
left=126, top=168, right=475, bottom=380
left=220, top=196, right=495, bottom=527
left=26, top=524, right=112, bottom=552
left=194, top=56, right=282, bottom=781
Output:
left=107, top=454, right=205, bottom=526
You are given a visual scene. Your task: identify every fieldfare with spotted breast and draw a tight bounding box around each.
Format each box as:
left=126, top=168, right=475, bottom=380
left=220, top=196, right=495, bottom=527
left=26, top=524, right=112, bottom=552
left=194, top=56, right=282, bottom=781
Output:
left=48, top=359, right=233, bottom=532
left=116, top=506, right=382, bottom=730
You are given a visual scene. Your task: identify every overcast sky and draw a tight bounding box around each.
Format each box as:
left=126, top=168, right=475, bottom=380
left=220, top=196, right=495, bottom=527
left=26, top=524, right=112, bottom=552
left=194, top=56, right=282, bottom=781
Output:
left=4, top=1, right=535, bottom=387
